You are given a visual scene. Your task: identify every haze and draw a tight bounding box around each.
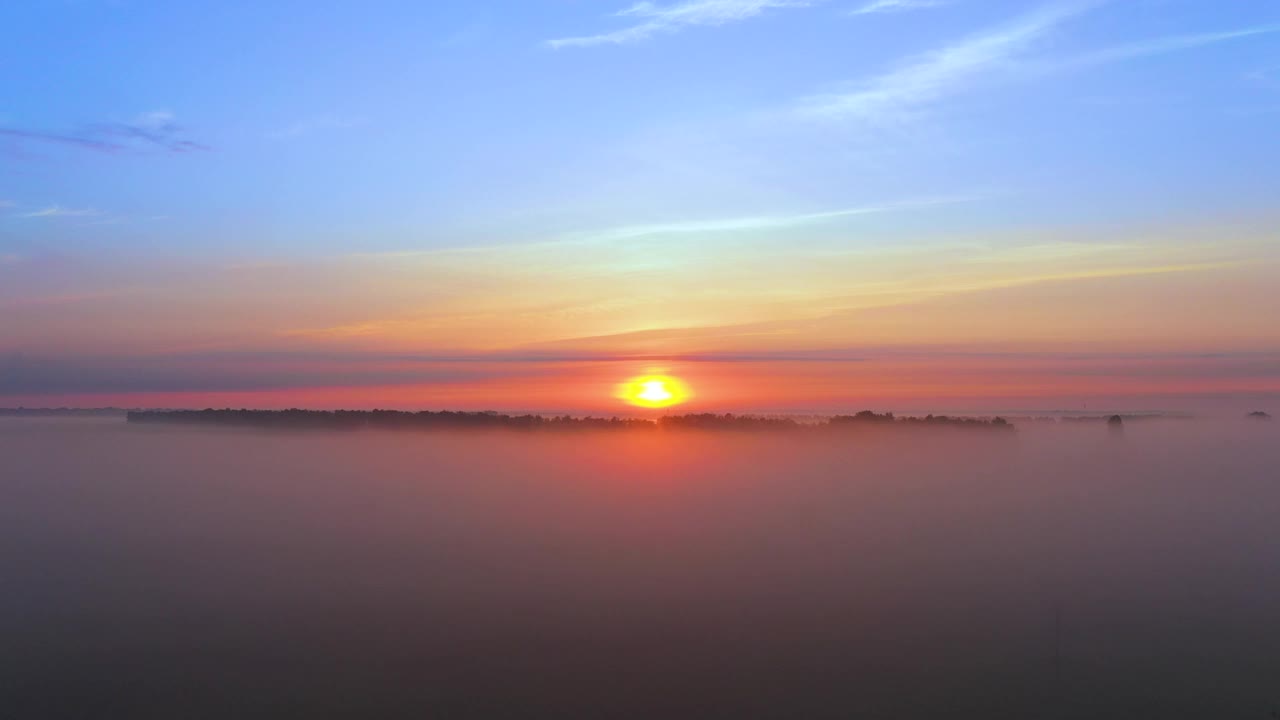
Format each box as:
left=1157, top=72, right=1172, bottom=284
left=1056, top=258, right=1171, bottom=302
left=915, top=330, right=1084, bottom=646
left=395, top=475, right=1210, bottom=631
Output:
left=3, top=1, right=1279, bottom=716
left=3, top=417, right=1277, bottom=718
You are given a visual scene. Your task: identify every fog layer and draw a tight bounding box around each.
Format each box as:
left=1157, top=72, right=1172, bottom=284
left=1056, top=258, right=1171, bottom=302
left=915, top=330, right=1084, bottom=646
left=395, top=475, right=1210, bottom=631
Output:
left=1, top=419, right=1277, bottom=718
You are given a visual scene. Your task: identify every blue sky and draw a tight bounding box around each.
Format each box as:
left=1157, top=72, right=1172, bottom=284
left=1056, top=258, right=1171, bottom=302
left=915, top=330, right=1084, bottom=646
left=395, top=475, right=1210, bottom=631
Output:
left=2, top=1, right=1279, bottom=411
left=3, top=0, right=1278, bottom=259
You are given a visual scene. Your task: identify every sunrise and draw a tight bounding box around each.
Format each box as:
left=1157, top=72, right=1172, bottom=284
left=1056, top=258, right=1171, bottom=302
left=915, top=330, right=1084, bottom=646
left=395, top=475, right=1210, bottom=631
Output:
left=2, top=1, right=1279, bottom=717
left=618, top=373, right=692, bottom=408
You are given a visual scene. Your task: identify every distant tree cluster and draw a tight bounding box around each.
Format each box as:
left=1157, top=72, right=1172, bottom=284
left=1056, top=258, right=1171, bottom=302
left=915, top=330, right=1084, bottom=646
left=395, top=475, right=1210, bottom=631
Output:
left=830, top=410, right=898, bottom=425
left=1057, top=414, right=1165, bottom=423
left=126, top=408, right=1016, bottom=433
left=656, top=413, right=802, bottom=431
left=830, top=410, right=1011, bottom=430
left=1, top=407, right=127, bottom=417
left=126, top=409, right=654, bottom=431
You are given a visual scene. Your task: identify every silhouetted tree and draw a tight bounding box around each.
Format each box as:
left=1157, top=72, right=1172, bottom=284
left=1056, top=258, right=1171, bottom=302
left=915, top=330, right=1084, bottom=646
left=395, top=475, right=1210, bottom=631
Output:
left=127, top=409, right=1016, bottom=433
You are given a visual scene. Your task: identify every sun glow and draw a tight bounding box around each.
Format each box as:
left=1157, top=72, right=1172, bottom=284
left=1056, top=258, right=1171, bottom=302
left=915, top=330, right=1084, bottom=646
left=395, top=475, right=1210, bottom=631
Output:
left=617, top=374, right=691, bottom=409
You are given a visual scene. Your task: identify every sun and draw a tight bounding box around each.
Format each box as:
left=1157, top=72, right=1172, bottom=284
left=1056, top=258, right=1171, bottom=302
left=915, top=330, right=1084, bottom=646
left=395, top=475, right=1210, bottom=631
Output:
left=617, top=374, right=691, bottom=409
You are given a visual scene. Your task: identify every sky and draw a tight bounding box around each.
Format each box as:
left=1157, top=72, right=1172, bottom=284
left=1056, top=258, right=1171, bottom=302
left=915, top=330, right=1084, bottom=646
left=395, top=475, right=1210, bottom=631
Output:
left=2, top=0, right=1279, bottom=414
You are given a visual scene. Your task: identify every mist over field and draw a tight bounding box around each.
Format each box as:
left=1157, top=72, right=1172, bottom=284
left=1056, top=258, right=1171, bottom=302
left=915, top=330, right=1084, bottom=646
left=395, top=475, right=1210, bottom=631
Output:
left=2, top=418, right=1277, bottom=718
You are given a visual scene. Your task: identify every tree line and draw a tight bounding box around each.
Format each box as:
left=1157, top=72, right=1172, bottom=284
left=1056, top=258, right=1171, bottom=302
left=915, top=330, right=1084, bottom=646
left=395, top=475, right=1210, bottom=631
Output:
left=126, top=408, right=1016, bottom=432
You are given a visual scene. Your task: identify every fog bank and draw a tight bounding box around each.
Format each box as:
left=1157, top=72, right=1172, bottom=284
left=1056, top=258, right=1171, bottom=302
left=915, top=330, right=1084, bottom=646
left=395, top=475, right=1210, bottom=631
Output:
left=1, top=418, right=1277, bottom=718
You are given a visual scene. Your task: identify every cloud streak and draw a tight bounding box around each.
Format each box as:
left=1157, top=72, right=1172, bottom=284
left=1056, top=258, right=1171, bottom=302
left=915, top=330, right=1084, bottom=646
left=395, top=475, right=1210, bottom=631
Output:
left=1061, top=24, right=1280, bottom=68
left=798, top=2, right=1095, bottom=122
left=848, top=0, right=948, bottom=16
left=0, top=111, right=208, bottom=154
left=548, top=0, right=815, bottom=48
left=801, top=3, right=1280, bottom=125
left=20, top=206, right=100, bottom=219
left=0, top=128, right=124, bottom=153
left=581, top=196, right=971, bottom=241
left=343, top=195, right=974, bottom=261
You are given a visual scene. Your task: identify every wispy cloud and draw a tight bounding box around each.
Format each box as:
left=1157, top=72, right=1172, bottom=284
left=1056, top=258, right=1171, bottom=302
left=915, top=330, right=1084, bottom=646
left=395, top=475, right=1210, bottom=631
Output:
left=1245, top=65, right=1280, bottom=91
left=1061, top=25, right=1280, bottom=69
left=344, top=195, right=973, bottom=261
left=20, top=205, right=101, bottom=219
left=15, top=205, right=144, bottom=226
left=0, top=128, right=124, bottom=153
left=91, top=110, right=209, bottom=152
left=80, top=216, right=128, bottom=227
left=548, top=0, right=815, bottom=49
left=848, top=0, right=948, bottom=16
left=803, top=4, right=1280, bottom=125
left=797, top=2, right=1096, bottom=122
left=582, top=196, right=971, bottom=241
left=0, top=110, right=208, bottom=154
